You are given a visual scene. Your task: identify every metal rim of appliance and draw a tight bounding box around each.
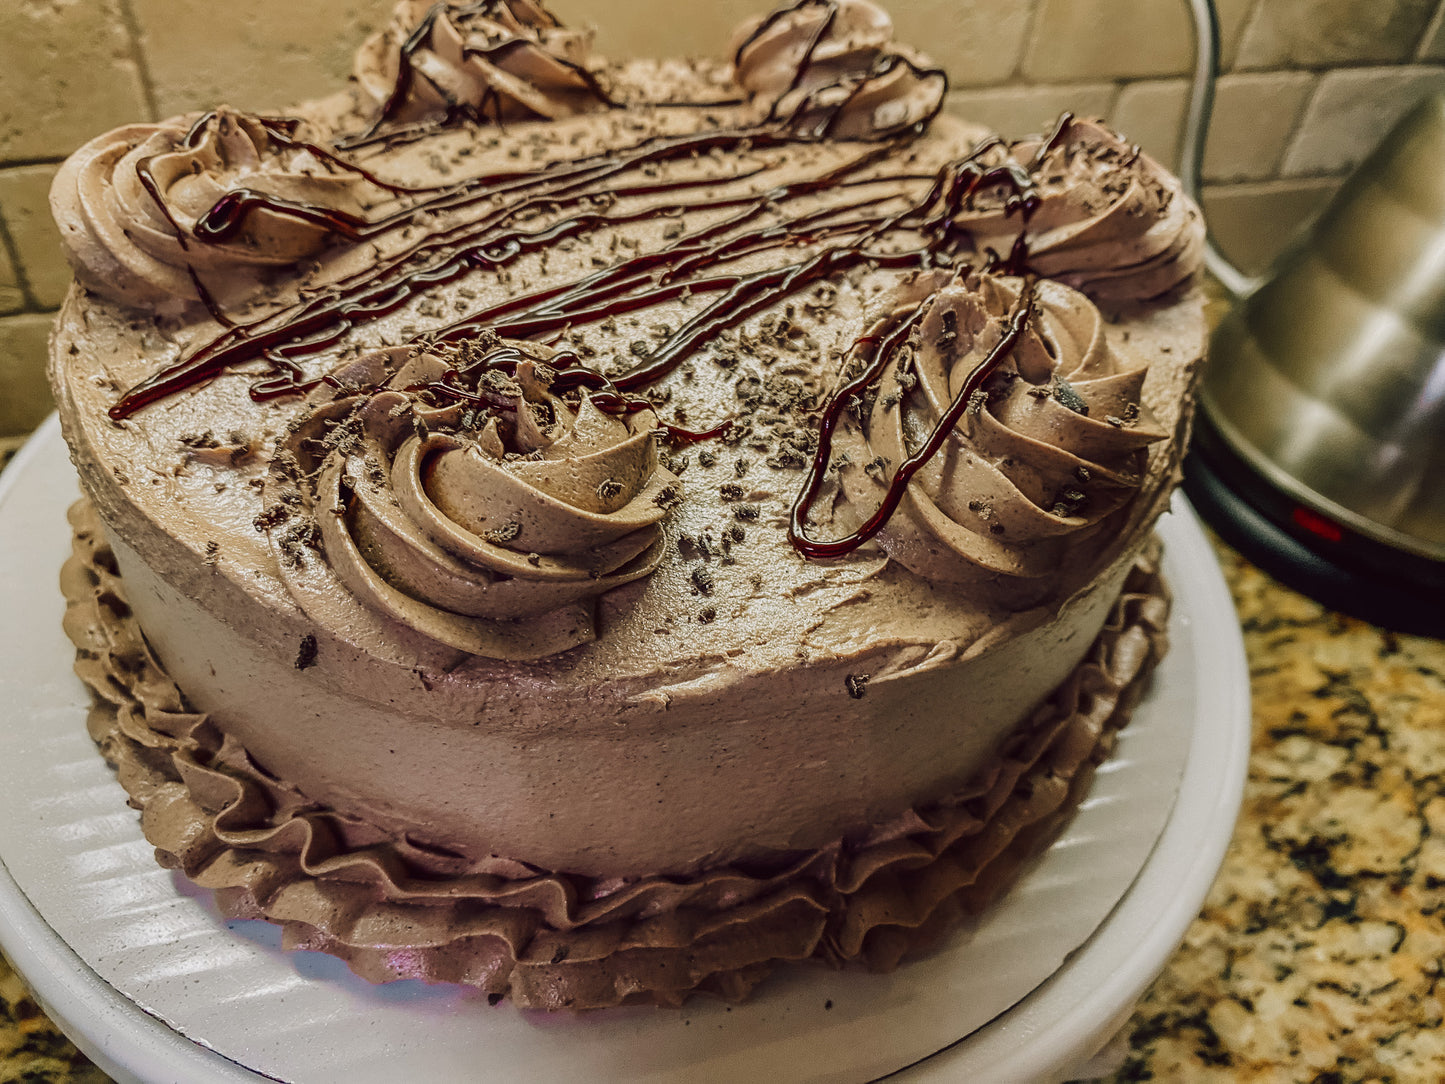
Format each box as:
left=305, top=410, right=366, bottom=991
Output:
left=1185, top=409, right=1445, bottom=637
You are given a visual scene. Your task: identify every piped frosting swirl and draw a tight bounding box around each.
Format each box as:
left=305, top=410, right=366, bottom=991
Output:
left=263, top=338, right=679, bottom=662
left=354, top=0, right=611, bottom=133
left=732, top=0, right=947, bottom=140
left=953, top=117, right=1205, bottom=305
left=49, top=109, right=373, bottom=308
left=833, top=269, right=1165, bottom=600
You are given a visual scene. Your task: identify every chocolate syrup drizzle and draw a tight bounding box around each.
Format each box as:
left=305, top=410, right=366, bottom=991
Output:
left=787, top=275, right=1037, bottom=558
left=106, top=1, right=1083, bottom=559
left=400, top=342, right=731, bottom=444
left=133, top=112, right=432, bottom=257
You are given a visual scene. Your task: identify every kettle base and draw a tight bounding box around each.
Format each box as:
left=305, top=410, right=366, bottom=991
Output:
left=1183, top=411, right=1445, bottom=638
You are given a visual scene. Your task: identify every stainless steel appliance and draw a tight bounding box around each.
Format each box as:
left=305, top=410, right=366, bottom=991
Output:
left=1179, top=0, right=1445, bottom=635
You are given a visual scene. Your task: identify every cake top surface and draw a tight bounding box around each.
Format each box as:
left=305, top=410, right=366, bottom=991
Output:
left=48, top=0, right=1205, bottom=701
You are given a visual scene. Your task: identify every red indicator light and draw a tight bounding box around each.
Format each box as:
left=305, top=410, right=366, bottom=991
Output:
left=1291, top=504, right=1344, bottom=543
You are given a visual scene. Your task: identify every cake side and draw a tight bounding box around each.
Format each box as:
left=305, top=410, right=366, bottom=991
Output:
left=63, top=498, right=1170, bottom=1009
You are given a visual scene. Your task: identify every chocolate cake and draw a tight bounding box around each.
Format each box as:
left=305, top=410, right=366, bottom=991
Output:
left=49, top=0, right=1204, bottom=1008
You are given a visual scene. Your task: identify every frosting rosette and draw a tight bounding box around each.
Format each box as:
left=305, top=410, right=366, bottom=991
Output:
left=354, top=0, right=611, bottom=131
left=955, top=117, right=1204, bottom=305
left=834, top=269, right=1165, bottom=600
left=263, top=338, right=678, bottom=662
left=731, top=0, right=946, bottom=140
left=50, top=109, right=372, bottom=308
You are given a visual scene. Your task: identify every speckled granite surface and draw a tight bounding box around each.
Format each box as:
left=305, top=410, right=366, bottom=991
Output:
left=3, top=435, right=1444, bottom=1083
left=0, top=958, right=109, bottom=1084
left=1094, top=541, right=1445, bottom=1084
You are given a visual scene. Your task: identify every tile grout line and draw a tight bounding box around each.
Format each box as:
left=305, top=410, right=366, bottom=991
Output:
left=1275, top=62, right=1330, bottom=181
left=0, top=211, right=37, bottom=315
left=115, top=0, right=161, bottom=123
left=1200, top=174, right=1349, bottom=201
left=0, top=157, right=67, bottom=172
left=1227, top=0, right=1268, bottom=74
left=1010, top=0, right=1045, bottom=83
left=1218, top=0, right=1262, bottom=74
left=1270, top=69, right=1321, bottom=179
left=1417, top=0, right=1445, bottom=61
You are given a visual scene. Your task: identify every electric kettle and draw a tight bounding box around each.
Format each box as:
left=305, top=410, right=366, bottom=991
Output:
left=1179, top=0, right=1445, bottom=635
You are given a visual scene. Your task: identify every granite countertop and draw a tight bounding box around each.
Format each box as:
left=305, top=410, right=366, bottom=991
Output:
left=2, top=437, right=1444, bottom=1083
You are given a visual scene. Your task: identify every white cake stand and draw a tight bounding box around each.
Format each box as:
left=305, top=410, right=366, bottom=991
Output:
left=0, top=417, right=1250, bottom=1084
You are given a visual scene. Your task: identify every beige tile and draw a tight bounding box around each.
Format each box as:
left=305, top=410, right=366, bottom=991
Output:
left=1202, top=176, right=1342, bottom=275
left=1024, top=0, right=1190, bottom=80
left=1023, top=0, right=1255, bottom=82
left=130, top=0, right=382, bottom=117
left=1234, top=0, right=1437, bottom=68
left=0, top=1, right=149, bottom=161
left=1217, top=0, right=1262, bottom=70
left=1204, top=71, right=1315, bottom=182
left=1281, top=65, right=1445, bottom=177
left=886, top=0, right=1034, bottom=88
left=557, top=0, right=1032, bottom=83
left=0, top=240, right=22, bottom=316
left=0, top=164, right=67, bottom=311
left=0, top=312, right=56, bottom=436
left=1110, top=79, right=1189, bottom=173
left=945, top=83, right=1118, bottom=141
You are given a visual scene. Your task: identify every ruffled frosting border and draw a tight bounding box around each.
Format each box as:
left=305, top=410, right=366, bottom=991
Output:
left=61, top=499, right=1169, bottom=1011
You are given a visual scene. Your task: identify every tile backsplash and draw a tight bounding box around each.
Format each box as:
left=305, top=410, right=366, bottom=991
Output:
left=2, top=0, right=1441, bottom=435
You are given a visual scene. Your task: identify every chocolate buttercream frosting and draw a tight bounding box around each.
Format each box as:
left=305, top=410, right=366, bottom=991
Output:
left=951, top=117, right=1205, bottom=305
left=821, top=269, right=1165, bottom=602
left=353, top=0, right=611, bottom=135
left=263, top=337, right=678, bottom=661
left=49, top=109, right=381, bottom=308
left=733, top=0, right=947, bottom=140
left=63, top=499, right=1169, bottom=1009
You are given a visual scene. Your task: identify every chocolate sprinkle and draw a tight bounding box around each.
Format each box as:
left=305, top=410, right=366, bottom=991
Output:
left=294, top=634, right=319, bottom=671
